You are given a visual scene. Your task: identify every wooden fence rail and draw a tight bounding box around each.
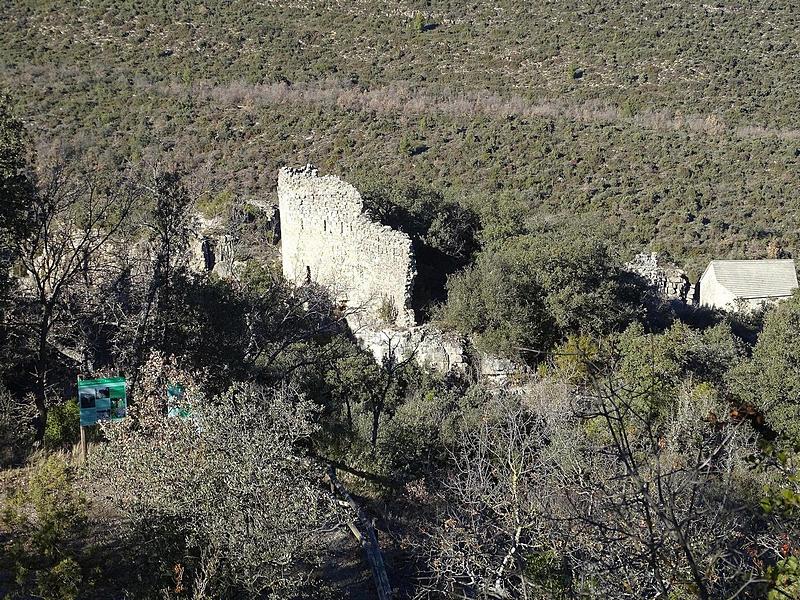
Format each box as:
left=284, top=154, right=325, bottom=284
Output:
left=327, top=467, right=393, bottom=600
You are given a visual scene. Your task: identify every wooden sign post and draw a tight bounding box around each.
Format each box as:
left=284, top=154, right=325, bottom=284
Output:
left=79, top=423, right=87, bottom=462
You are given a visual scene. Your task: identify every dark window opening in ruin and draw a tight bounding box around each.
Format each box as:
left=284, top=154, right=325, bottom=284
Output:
left=201, top=239, right=216, bottom=272
left=323, top=219, right=327, bottom=232
left=300, top=219, right=303, bottom=230
left=305, top=265, right=311, bottom=283
left=273, top=220, right=281, bottom=243
left=340, top=222, right=344, bottom=234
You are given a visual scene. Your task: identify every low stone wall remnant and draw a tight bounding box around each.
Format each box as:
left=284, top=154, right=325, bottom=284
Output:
left=625, top=252, right=691, bottom=302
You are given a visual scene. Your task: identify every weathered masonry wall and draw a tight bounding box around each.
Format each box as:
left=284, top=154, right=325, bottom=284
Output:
left=277, top=164, right=527, bottom=381
left=624, top=252, right=691, bottom=303
left=278, top=165, right=416, bottom=327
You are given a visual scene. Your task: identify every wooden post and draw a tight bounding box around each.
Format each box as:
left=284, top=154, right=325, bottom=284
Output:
left=78, top=374, right=87, bottom=462
left=79, top=424, right=87, bottom=462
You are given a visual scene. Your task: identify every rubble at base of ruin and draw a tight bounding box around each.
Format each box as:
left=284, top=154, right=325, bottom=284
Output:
left=351, top=324, right=528, bottom=385
left=352, top=325, right=469, bottom=374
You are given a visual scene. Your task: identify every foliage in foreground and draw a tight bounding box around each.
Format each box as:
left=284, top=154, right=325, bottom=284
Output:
left=85, top=356, right=343, bottom=598
left=407, top=380, right=781, bottom=599
left=441, top=232, right=643, bottom=357
left=730, top=291, right=800, bottom=445
left=0, top=387, right=36, bottom=467
left=1, top=455, right=87, bottom=600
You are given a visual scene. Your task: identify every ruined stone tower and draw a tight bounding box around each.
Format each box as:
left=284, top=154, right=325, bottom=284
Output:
left=277, top=165, right=417, bottom=328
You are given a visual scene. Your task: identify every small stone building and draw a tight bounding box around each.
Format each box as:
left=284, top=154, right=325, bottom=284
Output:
left=699, top=259, right=798, bottom=311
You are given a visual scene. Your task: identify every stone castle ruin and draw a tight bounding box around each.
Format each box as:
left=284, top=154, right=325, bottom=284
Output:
left=278, top=165, right=417, bottom=328
left=276, top=165, right=525, bottom=381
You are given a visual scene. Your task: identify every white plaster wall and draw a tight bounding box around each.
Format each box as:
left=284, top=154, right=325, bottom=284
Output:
left=278, top=166, right=416, bottom=327
left=699, top=267, right=736, bottom=310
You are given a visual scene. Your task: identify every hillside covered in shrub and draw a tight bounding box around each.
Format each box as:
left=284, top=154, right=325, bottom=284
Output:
left=3, top=2, right=800, bottom=599
left=1, top=0, right=799, bottom=274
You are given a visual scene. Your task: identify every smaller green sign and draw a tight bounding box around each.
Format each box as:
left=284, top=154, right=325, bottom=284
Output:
left=167, top=384, right=191, bottom=419
left=78, top=377, right=127, bottom=426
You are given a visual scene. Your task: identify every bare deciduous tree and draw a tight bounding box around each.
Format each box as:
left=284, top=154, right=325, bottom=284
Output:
left=412, top=377, right=777, bottom=599
left=86, top=355, right=345, bottom=597
left=9, top=159, right=136, bottom=426
left=0, top=385, right=37, bottom=466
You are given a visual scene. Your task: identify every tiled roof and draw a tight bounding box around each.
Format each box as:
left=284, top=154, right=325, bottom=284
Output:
left=704, top=259, right=798, bottom=299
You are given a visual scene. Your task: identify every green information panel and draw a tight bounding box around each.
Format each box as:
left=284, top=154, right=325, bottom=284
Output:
left=167, top=384, right=191, bottom=419
left=78, top=377, right=127, bottom=426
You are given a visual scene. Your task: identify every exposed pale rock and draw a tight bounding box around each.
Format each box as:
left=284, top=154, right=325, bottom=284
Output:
left=352, top=325, right=469, bottom=374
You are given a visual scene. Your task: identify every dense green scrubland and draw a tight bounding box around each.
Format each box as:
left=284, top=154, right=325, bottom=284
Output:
left=3, top=3, right=800, bottom=599
left=2, top=0, right=799, bottom=274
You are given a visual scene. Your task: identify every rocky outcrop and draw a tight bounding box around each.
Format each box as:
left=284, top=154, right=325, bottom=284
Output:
left=352, top=325, right=469, bottom=374
left=351, top=324, right=530, bottom=384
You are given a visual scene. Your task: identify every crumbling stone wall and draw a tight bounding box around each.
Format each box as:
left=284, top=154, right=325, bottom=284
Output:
left=625, top=252, right=691, bottom=302
left=189, top=215, right=237, bottom=278
left=276, top=164, right=529, bottom=382
left=278, top=165, right=416, bottom=327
